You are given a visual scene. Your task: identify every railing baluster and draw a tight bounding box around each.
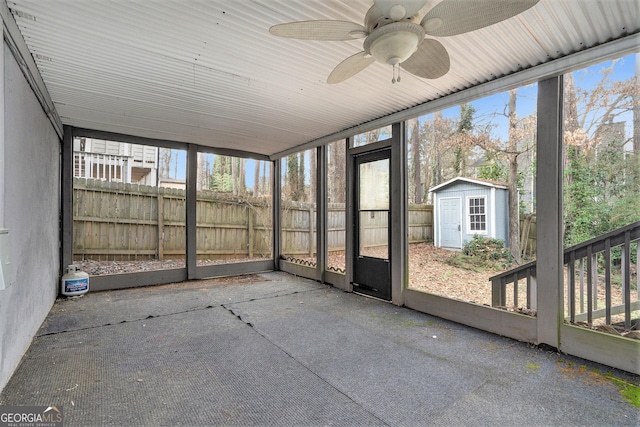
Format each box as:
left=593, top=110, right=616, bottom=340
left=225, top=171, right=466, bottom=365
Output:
left=568, top=251, right=576, bottom=323
left=604, top=239, right=611, bottom=325
left=86, top=154, right=92, bottom=179
left=578, top=258, right=584, bottom=314
left=526, top=268, right=532, bottom=309
left=587, top=245, right=593, bottom=325
left=637, top=240, right=640, bottom=303
left=489, top=222, right=638, bottom=326
left=529, top=269, right=537, bottom=311
left=591, top=251, right=598, bottom=311
left=622, top=231, right=631, bottom=330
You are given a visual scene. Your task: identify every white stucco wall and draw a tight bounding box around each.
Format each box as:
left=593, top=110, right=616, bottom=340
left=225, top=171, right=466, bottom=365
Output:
left=0, top=41, right=60, bottom=391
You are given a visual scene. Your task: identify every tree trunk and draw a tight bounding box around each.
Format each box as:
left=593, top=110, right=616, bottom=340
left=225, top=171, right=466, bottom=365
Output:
left=196, top=153, right=204, bottom=191
left=239, top=158, right=246, bottom=195
left=253, top=160, right=260, bottom=197
left=409, top=117, right=422, bottom=203
left=507, top=89, right=522, bottom=264
left=310, top=149, right=316, bottom=203
left=634, top=53, right=640, bottom=154
left=290, top=154, right=297, bottom=200
left=298, top=152, right=305, bottom=201
left=231, top=158, right=238, bottom=196
left=328, top=140, right=346, bottom=203
left=432, top=111, right=444, bottom=186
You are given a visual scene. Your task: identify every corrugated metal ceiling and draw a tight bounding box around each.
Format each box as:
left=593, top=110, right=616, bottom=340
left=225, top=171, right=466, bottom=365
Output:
left=5, top=0, right=640, bottom=158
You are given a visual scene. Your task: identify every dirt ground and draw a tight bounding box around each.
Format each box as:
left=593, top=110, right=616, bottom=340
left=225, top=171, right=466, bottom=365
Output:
left=324, top=243, right=500, bottom=306
left=78, top=243, right=501, bottom=307
left=77, top=243, right=637, bottom=337
left=77, top=257, right=259, bottom=275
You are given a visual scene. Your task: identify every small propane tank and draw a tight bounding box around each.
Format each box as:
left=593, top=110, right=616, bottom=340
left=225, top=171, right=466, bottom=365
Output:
left=61, top=264, right=89, bottom=296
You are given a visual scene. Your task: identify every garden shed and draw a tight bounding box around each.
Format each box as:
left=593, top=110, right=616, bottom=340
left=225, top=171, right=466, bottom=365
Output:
left=430, top=177, right=509, bottom=250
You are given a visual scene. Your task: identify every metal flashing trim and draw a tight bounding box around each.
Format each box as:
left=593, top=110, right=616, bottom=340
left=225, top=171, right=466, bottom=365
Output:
left=88, top=268, right=188, bottom=292
left=280, top=259, right=317, bottom=280
left=194, top=260, right=274, bottom=280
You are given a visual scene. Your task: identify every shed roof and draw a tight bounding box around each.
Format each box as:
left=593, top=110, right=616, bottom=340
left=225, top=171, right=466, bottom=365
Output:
left=429, top=177, right=508, bottom=193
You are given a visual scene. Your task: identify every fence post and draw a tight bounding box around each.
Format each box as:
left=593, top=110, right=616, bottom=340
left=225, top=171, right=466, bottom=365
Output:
left=309, top=206, right=314, bottom=257
left=248, top=206, right=254, bottom=259
left=157, top=191, right=164, bottom=260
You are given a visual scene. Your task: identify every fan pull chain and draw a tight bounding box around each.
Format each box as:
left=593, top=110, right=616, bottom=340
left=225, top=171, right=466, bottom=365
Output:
left=392, top=63, right=401, bottom=84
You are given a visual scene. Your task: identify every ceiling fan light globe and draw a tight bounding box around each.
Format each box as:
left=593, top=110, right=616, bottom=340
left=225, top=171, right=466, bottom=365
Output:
left=369, top=31, right=420, bottom=65
left=388, top=56, right=402, bottom=66
left=363, top=22, right=425, bottom=66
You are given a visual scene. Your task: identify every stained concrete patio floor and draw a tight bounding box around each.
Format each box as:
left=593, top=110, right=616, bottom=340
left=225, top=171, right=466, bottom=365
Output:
left=1, top=271, right=638, bottom=426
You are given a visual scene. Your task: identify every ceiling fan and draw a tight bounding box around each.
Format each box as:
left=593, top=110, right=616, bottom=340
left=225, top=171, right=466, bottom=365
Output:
left=270, top=0, right=539, bottom=84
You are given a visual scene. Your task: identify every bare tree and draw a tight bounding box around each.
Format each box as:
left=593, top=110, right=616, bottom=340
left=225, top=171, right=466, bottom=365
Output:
left=506, top=90, right=523, bottom=263
left=328, top=140, right=346, bottom=203
left=634, top=53, right=640, bottom=154
left=454, top=89, right=535, bottom=263
left=309, top=149, right=317, bottom=203
left=158, top=148, right=173, bottom=180
left=253, top=160, right=261, bottom=197
left=231, top=157, right=238, bottom=195
left=239, top=158, right=246, bottom=196
left=408, top=117, right=422, bottom=203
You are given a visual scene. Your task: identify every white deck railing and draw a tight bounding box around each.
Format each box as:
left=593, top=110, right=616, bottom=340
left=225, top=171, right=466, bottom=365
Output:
left=490, top=221, right=640, bottom=332
left=74, top=151, right=132, bottom=183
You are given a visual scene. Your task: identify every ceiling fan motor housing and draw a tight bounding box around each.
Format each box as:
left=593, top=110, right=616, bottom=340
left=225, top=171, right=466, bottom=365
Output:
left=365, top=4, right=423, bottom=32
left=363, top=22, right=425, bottom=66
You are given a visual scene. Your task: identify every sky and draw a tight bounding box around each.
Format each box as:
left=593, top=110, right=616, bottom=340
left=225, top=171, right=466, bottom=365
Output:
left=410, top=52, right=636, bottom=146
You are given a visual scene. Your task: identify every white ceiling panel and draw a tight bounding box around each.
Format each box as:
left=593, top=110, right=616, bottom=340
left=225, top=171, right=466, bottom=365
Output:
left=5, top=0, right=640, bottom=158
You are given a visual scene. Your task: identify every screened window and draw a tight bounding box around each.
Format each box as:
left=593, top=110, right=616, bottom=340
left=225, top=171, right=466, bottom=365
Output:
left=468, top=197, right=486, bottom=233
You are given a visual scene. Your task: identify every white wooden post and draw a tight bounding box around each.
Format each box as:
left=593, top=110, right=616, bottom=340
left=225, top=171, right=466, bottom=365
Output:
left=535, top=76, right=564, bottom=348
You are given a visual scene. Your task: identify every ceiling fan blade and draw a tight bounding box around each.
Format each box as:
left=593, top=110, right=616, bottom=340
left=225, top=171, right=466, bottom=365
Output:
left=327, top=51, right=375, bottom=84
left=400, top=39, right=450, bottom=79
left=269, top=21, right=368, bottom=41
left=421, top=0, right=539, bottom=37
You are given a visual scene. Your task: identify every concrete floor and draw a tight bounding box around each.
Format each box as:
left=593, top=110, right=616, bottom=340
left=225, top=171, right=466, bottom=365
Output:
left=1, top=271, right=639, bottom=426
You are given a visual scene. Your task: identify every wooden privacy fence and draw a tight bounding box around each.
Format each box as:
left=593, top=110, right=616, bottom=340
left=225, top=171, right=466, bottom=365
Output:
left=73, top=178, right=435, bottom=261
left=520, top=213, right=537, bottom=258
left=281, top=203, right=434, bottom=257
left=73, top=178, right=271, bottom=261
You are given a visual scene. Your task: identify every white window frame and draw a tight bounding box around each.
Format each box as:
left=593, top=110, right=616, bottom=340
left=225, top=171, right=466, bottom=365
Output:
left=466, top=195, right=488, bottom=235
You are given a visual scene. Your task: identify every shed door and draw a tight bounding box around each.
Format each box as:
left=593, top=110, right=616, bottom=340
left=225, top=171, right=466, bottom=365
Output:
left=439, top=197, right=462, bottom=249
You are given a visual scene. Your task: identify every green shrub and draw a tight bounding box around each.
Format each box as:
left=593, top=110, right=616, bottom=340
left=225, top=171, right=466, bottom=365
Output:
left=444, top=235, right=514, bottom=272
left=462, top=235, right=513, bottom=264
